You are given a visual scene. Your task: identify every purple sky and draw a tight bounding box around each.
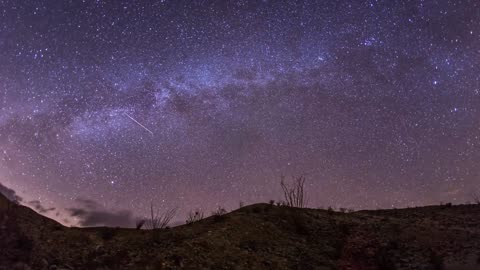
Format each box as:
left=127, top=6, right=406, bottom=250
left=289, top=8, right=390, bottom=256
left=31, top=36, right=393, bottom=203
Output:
left=0, top=0, right=479, bottom=227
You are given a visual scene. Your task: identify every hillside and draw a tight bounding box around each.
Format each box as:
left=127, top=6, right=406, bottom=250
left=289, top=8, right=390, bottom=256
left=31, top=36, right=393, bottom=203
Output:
left=1, top=193, right=480, bottom=270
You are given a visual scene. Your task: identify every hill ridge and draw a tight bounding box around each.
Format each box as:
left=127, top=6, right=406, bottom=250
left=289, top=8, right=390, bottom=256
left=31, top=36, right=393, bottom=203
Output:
left=1, top=195, right=480, bottom=269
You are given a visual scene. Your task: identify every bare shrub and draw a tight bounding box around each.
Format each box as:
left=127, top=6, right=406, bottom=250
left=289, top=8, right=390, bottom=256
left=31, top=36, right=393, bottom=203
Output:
left=280, top=175, right=308, bottom=208
left=211, top=206, right=227, bottom=222
left=472, top=193, right=480, bottom=204
left=212, top=206, right=227, bottom=216
left=186, top=209, right=204, bottom=224
left=145, top=203, right=177, bottom=230
left=135, top=219, right=146, bottom=230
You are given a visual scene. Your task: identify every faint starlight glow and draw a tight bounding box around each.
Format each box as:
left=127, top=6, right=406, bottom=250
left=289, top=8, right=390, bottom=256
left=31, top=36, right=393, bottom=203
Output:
left=0, top=0, right=479, bottom=226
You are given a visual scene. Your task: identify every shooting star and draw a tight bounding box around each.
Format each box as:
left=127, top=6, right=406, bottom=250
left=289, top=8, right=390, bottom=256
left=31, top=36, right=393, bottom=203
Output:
left=124, top=112, right=154, bottom=135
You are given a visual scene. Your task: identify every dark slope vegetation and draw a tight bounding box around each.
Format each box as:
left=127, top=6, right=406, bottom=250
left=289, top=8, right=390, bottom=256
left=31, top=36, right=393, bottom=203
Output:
left=1, top=193, right=480, bottom=270
left=0, top=193, right=63, bottom=268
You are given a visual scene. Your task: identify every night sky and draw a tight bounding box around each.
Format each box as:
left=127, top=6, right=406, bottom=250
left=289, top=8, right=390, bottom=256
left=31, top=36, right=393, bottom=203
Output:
left=0, top=0, right=479, bottom=227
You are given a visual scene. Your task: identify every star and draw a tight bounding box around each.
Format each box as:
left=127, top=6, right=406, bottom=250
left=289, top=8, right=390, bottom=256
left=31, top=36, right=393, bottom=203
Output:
left=0, top=0, right=478, bottom=227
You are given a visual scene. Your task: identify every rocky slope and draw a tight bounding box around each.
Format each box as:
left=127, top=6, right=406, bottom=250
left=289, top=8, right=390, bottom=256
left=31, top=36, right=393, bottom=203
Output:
left=1, top=193, right=480, bottom=269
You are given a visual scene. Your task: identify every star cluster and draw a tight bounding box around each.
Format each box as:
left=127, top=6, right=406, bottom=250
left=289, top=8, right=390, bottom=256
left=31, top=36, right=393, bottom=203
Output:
left=0, top=0, right=479, bottom=226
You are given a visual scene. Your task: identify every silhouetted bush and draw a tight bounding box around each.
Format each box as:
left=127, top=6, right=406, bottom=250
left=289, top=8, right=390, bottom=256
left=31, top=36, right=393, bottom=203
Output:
left=145, top=203, right=177, bottom=230
left=280, top=175, right=308, bottom=208
left=186, top=209, right=204, bottom=224
left=136, top=219, right=146, bottom=230
left=472, top=193, right=480, bottom=205
left=211, top=207, right=227, bottom=222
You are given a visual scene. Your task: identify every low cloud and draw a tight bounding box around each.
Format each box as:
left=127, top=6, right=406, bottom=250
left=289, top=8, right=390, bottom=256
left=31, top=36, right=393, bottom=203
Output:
left=0, top=182, right=22, bottom=203
left=65, top=198, right=135, bottom=228
left=28, top=200, right=56, bottom=214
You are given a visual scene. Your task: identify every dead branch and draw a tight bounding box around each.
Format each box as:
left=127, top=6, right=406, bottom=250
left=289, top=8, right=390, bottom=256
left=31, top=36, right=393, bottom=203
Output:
left=145, top=202, right=177, bottom=229
left=280, top=175, right=308, bottom=208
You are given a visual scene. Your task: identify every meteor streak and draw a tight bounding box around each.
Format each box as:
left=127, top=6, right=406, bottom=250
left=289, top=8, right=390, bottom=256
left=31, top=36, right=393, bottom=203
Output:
left=124, top=112, right=154, bottom=135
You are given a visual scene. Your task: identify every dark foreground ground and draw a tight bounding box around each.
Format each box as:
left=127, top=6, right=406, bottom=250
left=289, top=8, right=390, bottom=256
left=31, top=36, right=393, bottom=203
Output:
left=1, top=193, right=480, bottom=270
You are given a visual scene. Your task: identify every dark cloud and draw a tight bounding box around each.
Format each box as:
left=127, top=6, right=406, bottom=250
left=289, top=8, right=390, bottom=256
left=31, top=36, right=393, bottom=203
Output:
left=74, top=198, right=99, bottom=209
left=28, top=200, right=56, bottom=214
left=65, top=198, right=135, bottom=228
left=0, top=182, right=22, bottom=203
